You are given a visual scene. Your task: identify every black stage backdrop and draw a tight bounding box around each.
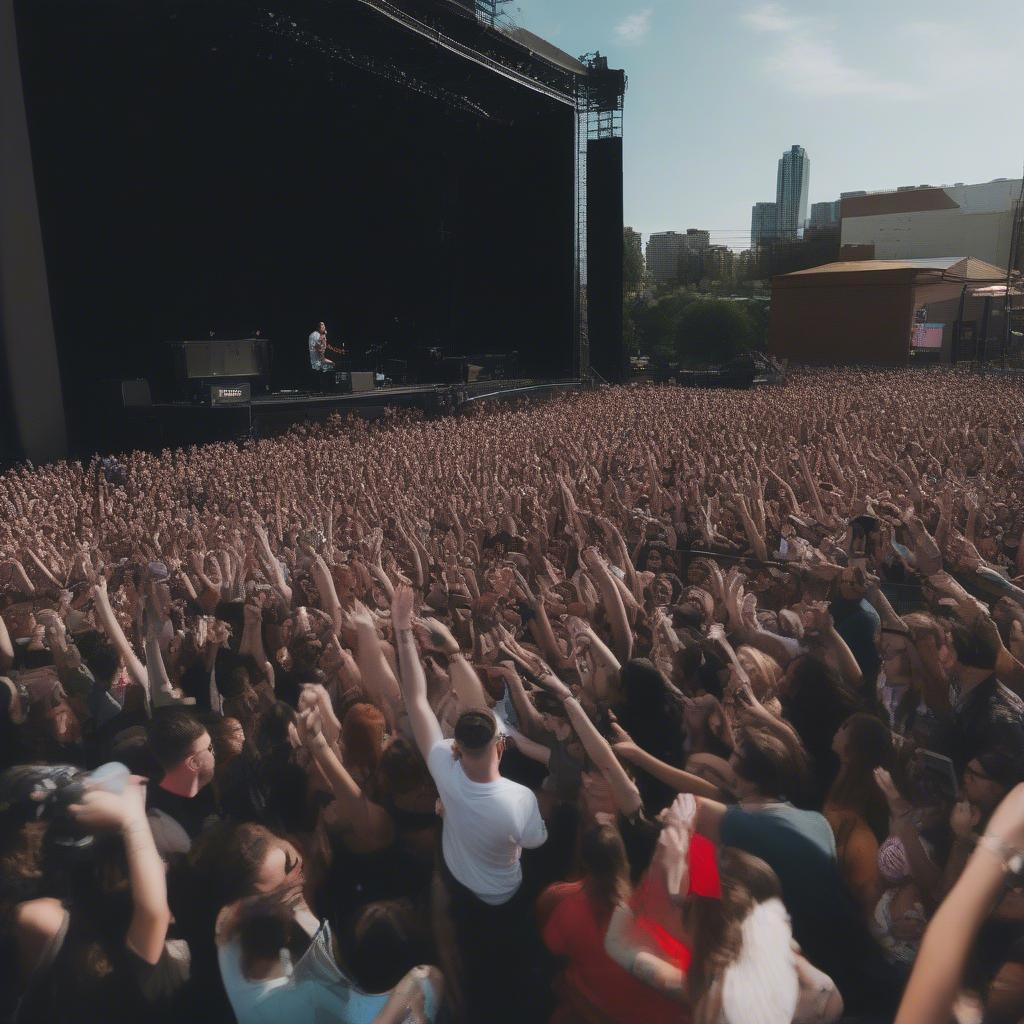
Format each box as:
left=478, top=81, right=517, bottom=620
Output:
left=14, top=0, right=576, bottom=448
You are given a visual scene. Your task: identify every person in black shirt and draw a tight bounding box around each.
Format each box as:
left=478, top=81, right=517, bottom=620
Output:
left=946, top=617, right=1024, bottom=773
left=146, top=708, right=218, bottom=844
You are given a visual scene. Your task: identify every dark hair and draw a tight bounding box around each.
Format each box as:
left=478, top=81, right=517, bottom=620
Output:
left=339, top=900, right=429, bottom=994
left=146, top=707, right=206, bottom=773
left=214, top=823, right=273, bottom=902
left=828, top=713, right=893, bottom=841
left=253, top=702, right=298, bottom=760
left=948, top=620, right=1000, bottom=671
left=237, top=901, right=302, bottom=980
left=453, top=708, right=497, bottom=752
left=220, top=891, right=308, bottom=981
left=373, top=739, right=431, bottom=803
left=77, top=636, right=120, bottom=689
left=781, top=654, right=858, bottom=801
left=732, top=726, right=807, bottom=800
left=289, top=635, right=322, bottom=673
left=616, top=659, right=684, bottom=747
left=213, top=601, right=245, bottom=648
left=580, top=822, right=630, bottom=918
left=532, top=690, right=570, bottom=721
left=975, top=735, right=1024, bottom=790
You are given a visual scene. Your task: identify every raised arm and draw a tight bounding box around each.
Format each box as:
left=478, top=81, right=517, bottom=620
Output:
left=252, top=519, right=292, bottom=606
left=895, top=785, right=1024, bottom=1024
left=583, top=547, right=633, bottom=664
left=604, top=823, right=689, bottom=1001
left=295, top=704, right=394, bottom=848
left=312, top=554, right=344, bottom=633
left=415, top=616, right=488, bottom=711
left=91, top=578, right=149, bottom=690
left=561, top=694, right=642, bottom=818
left=610, top=722, right=726, bottom=801
left=342, top=602, right=402, bottom=727
left=500, top=664, right=545, bottom=738
left=70, top=777, right=171, bottom=965
left=391, top=584, right=442, bottom=758
left=239, top=602, right=275, bottom=691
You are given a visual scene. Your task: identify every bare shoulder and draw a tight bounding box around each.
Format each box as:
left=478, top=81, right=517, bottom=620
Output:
left=14, top=897, right=66, bottom=939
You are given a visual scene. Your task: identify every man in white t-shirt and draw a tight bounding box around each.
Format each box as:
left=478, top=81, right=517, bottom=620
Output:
left=390, top=585, right=546, bottom=1020
left=428, top=709, right=548, bottom=904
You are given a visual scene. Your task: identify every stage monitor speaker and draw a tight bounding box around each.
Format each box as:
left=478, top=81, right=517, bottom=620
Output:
left=385, top=359, right=408, bottom=384
left=209, top=382, right=250, bottom=406
left=121, top=379, right=152, bottom=407
left=172, top=338, right=271, bottom=382
left=439, top=356, right=467, bottom=384
left=350, top=371, right=376, bottom=393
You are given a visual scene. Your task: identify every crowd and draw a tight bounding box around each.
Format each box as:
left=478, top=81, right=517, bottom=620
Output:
left=1, top=368, right=1023, bottom=1024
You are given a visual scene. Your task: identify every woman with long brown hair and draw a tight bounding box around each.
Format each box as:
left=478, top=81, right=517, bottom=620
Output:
left=824, top=713, right=894, bottom=916
left=539, top=820, right=691, bottom=1024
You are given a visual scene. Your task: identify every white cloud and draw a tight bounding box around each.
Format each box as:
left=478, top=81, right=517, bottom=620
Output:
left=739, top=3, right=924, bottom=99
left=614, top=8, right=653, bottom=44
left=740, top=3, right=799, bottom=33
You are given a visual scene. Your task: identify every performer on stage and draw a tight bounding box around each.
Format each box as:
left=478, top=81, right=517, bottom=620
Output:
left=308, top=321, right=335, bottom=372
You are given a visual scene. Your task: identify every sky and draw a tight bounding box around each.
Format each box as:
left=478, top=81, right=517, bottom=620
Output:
left=506, top=0, right=1024, bottom=250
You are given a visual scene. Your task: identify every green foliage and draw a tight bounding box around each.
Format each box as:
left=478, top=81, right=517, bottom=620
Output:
left=674, top=299, right=754, bottom=365
left=623, top=229, right=645, bottom=295
left=631, top=289, right=698, bottom=360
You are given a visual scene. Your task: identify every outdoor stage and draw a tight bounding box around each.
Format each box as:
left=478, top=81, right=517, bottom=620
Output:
left=115, top=377, right=589, bottom=451
left=5, top=0, right=624, bottom=463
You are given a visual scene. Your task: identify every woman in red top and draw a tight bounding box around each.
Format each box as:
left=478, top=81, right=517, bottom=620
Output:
left=538, top=820, right=712, bottom=1024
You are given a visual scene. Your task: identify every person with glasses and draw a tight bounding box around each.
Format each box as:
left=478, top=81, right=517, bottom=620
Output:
left=145, top=707, right=219, bottom=851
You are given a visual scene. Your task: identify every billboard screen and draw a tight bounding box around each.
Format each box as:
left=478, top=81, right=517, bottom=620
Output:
left=911, top=323, right=944, bottom=349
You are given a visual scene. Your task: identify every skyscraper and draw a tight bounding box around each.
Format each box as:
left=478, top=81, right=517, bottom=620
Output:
left=751, top=201, right=777, bottom=248
left=776, top=145, right=810, bottom=239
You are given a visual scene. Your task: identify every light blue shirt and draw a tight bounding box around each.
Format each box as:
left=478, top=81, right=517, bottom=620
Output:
left=218, top=919, right=439, bottom=1024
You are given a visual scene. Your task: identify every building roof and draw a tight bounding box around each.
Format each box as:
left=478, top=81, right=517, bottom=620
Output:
left=782, top=257, right=1008, bottom=282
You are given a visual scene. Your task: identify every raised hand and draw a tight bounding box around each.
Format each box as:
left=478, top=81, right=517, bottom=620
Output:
left=413, top=616, right=460, bottom=655
left=391, top=583, right=415, bottom=632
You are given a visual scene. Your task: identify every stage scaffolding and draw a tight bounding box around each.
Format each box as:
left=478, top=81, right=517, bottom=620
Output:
left=574, top=53, right=626, bottom=377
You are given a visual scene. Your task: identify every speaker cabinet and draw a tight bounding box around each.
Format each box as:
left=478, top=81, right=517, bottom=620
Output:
left=121, top=378, right=152, bottom=407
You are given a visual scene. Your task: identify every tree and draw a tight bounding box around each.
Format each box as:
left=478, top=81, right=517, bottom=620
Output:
left=623, top=228, right=645, bottom=295
left=673, top=299, right=754, bottom=365
left=634, top=289, right=698, bottom=361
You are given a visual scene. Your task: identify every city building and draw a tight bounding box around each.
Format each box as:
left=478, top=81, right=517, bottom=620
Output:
left=776, top=144, right=810, bottom=239
left=840, top=178, right=1022, bottom=269
left=685, top=228, right=710, bottom=253
left=645, top=231, right=687, bottom=284
left=644, top=228, right=712, bottom=284
left=703, top=245, right=735, bottom=279
left=809, top=200, right=840, bottom=230
left=751, top=201, right=777, bottom=248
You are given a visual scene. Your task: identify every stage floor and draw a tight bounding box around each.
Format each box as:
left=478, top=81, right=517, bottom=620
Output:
left=117, top=378, right=587, bottom=451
